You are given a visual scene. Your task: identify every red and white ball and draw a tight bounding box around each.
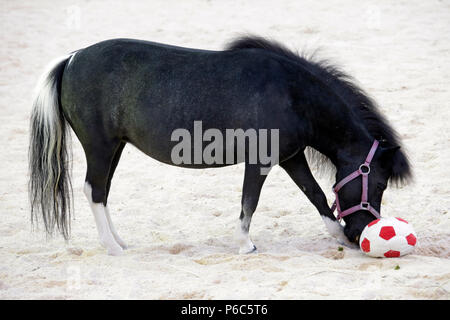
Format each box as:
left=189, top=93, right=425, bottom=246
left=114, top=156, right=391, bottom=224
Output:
left=359, top=217, right=417, bottom=258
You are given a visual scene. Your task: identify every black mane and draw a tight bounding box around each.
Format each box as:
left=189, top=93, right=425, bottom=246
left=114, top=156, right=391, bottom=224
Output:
left=226, top=35, right=412, bottom=185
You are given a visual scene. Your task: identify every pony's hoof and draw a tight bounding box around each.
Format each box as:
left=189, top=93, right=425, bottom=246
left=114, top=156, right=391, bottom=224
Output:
left=115, top=238, right=128, bottom=250
left=239, top=244, right=257, bottom=254
left=107, top=246, right=124, bottom=256
left=101, top=239, right=124, bottom=255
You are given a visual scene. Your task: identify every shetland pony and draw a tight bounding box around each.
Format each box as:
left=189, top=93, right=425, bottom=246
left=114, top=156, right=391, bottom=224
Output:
left=29, top=36, right=411, bottom=255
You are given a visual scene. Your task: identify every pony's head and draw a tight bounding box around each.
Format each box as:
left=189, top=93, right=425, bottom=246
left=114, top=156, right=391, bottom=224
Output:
left=334, top=141, right=411, bottom=243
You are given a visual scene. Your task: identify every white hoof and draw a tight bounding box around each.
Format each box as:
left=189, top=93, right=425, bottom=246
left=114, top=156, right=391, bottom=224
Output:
left=99, top=237, right=124, bottom=255
left=113, top=236, right=128, bottom=250
left=322, top=217, right=358, bottom=248
left=107, top=245, right=124, bottom=256
left=104, top=206, right=127, bottom=249
left=236, top=218, right=258, bottom=254
left=239, top=243, right=258, bottom=254
left=100, top=238, right=123, bottom=255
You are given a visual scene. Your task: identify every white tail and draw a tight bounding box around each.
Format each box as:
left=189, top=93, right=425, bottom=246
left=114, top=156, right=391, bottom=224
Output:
left=29, top=54, right=74, bottom=239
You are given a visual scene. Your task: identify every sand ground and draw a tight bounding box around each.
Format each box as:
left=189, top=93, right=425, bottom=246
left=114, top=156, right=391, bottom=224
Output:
left=0, top=0, right=449, bottom=299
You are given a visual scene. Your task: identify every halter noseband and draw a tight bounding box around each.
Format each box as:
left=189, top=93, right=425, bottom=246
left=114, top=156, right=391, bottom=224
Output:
left=331, top=140, right=381, bottom=221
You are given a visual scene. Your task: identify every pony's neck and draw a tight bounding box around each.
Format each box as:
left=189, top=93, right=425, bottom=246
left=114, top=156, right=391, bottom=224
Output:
left=289, top=59, right=375, bottom=169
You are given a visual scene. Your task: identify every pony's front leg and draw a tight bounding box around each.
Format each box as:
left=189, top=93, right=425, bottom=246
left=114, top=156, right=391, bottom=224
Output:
left=280, top=151, right=355, bottom=247
left=236, top=164, right=268, bottom=254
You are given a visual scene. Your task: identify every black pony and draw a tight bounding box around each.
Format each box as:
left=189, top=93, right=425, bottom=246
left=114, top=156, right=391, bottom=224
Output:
left=29, top=36, right=411, bottom=255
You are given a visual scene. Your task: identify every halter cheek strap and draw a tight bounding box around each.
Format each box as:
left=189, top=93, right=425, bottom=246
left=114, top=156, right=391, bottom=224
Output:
left=331, top=140, right=381, bottom=220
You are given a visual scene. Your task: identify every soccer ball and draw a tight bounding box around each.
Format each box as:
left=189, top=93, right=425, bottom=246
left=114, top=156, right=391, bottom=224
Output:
left=359, top=217, right=417, bottom=258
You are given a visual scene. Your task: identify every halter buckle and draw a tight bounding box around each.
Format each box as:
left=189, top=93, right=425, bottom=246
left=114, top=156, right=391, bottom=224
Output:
left=360, top=202, right=370, bottom=210
left=359, top=163, right=370, bottom=175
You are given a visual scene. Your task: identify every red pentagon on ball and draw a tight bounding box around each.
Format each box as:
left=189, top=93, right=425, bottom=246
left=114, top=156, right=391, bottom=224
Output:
left=406, top=233, right=417, bottom=246
left=379, top=226, right=396, bottom=240
left=361, top=238, right=370, bottom=252
left=396, top=217, right=408, bottom=224
left=367, top=219, right=380, bottom=228
left=384, top=250, right=401, bottom=258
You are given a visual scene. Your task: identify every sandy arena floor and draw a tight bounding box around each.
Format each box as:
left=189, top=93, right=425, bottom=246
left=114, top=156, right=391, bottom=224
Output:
left=0, top=0, right=449, bottom=299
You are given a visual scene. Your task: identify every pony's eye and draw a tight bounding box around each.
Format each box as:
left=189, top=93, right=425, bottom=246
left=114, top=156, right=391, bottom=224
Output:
left=377, top=183, right=387, bottom=191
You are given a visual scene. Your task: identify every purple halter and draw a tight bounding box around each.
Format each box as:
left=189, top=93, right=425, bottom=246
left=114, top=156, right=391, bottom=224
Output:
left=331, top=140, right=381, bottom=221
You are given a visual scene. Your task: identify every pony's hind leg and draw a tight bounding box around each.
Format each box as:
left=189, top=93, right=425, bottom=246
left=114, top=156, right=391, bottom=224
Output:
left=83, top=141, right=125, bottom=255
left=104, top=142, right=127, bottom=249
left=237, top=164, right=268, bottom=254
left=104, top=206, right=127, bottom=249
